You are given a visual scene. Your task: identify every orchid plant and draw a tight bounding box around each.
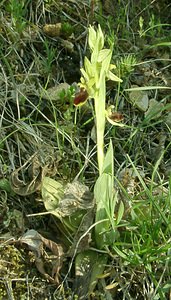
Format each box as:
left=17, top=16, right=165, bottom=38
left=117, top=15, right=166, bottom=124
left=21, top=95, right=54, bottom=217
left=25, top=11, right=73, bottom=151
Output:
left=74, top=24, right=123, bottom=175
left=41, top=25, right=125, bottom=296
left=75, top=25, right=125, bottom=251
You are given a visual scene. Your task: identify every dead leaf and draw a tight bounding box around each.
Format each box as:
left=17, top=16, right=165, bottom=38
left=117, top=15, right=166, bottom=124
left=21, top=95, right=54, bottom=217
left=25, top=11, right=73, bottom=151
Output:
left=129, top=85, right=149, bottom=111
left=35, top=257, right=55, bottom=283
left=19, top=229, right=64, bottom=285
left=10, top=153, right=42, bottom=195
left=145, top=98, right=164, bottom=119
left=40, top=83, right=70, bottom=102
left=58, top=181, right=94, bottom=216
left=40, top=235, right=64, bottom=283
left=10, top=150, right=58, bottom=196
left=19, top=229, right=43, bottom=257
left=165, top=112, right=171, bottom=127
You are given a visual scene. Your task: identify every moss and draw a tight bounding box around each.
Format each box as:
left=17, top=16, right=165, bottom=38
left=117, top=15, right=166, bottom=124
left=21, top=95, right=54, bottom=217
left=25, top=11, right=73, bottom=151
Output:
left=0, top=245, right=28, bottom=298
left=0, top=244, right=57, bottom=299
left=61, top=22, right=74, bottom=38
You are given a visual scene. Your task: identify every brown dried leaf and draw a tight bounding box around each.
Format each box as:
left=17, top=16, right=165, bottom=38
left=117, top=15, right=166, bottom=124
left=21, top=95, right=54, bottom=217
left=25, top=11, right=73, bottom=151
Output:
left=19, top=229, right=64, bottom=285
left=40, top=235, right=64, bottom=284
left=35, top=257, right=55, bottom=284
left=129, top=85, right=149, bottom=111
left=19, top=229, right=43, bottom=258
left=40, top=83, right=70, bottom=102
left=58, top=181, right=94, bottom=216
left=40, top=235, right=63, bottom=257
left=145, top=98, right=164, bottom=119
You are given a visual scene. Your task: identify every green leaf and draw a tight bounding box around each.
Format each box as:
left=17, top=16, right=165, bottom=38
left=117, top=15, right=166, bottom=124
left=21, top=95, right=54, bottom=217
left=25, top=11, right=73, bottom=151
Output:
left=0, top=178, right=13, bottom=193
left=116, top=201, right=124, bottom=225
left=102, top=140, right=114, bottom=175
left=94, top=174, right=112, bottom=248
left=90, top=25, right=105, bottom=64
left=95, top=141, right=116, bottom=248
left=41, top=177, right=64, bottom=214
left=98, top=49, right=111, bottom=62
left=112, top=245, right=128, bottom=259
left=98, top=49, right=112, bottom=87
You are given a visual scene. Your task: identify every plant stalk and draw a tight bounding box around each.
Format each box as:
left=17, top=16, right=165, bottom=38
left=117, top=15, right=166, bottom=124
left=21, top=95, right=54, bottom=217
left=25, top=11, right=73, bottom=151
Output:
left=94, top=74, right=106, bottom=175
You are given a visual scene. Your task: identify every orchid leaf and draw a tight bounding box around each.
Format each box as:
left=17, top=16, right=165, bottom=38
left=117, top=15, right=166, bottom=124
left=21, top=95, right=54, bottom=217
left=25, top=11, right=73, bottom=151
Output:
left=41, top=178, right=94, bottom=232
left=97, top=24, right=104, bottom=50
left=98, top=49, right=111, bottom=62
left=102, top=140, right=113, bottom=174
left=95, top=141, right=118, bottom=248
left=41, top=177, right=64, bottom=214
left=91, top=25, right=104, bottom=63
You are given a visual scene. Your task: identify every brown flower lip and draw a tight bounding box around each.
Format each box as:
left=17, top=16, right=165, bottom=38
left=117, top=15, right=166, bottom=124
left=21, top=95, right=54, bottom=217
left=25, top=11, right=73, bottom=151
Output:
left=74, top=88, right=89, bottom=106
left=108, top=112, right=124, bottom=122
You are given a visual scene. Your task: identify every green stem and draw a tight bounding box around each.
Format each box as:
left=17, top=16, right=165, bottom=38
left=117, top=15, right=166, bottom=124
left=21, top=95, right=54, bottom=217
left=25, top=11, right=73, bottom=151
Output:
left=94, top=75, right=106, bottom=176
left=96, top=118, right=104, bottom=176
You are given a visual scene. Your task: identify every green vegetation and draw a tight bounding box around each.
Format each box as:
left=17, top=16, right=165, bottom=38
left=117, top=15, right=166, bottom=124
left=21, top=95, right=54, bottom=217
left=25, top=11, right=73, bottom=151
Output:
left=0, top=0, right=171, bottom=299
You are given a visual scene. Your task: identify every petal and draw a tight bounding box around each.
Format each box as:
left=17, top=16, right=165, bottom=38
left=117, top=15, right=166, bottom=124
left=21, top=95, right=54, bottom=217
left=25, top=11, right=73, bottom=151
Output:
left=105, top=106, right=125, bottom=126
left=107, top=71, right=123, bottom=82
left=84, top=57, right=94, bottom=78
left=109, top=64, right=116, bottom=70
left=88, top=26, right=97, bottom=51
left=106, top=115, right=125, bottom=127
left=74, top=88, right=89, bottom=106
left=97, top=24, right=104, bottom=50
left=80, top=68, right=89, bottom=81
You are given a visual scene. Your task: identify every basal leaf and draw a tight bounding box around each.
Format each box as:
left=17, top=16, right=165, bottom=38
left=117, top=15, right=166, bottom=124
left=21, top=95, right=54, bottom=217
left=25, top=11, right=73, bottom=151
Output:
left=94, top=141, right=115, bottom=248
left=102, top=140, right=114, bottom=175
left=41, top=177, right=64, bottom=214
